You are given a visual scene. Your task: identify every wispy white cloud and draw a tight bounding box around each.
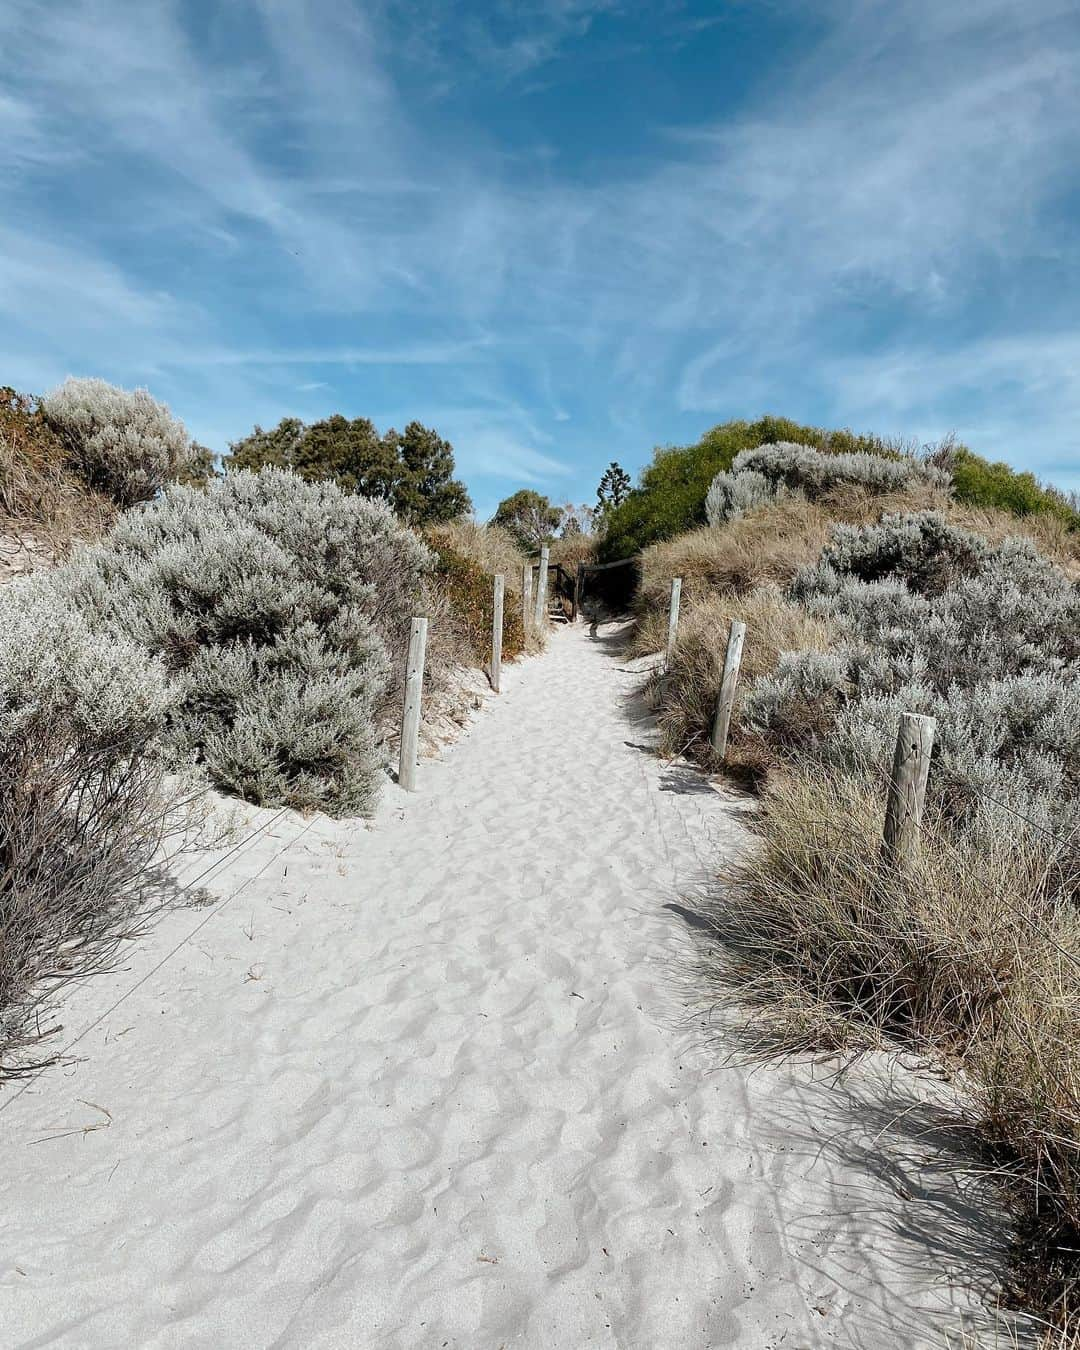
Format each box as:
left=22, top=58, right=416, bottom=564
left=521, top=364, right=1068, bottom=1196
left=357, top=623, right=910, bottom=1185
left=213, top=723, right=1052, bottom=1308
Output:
left=2, top=0, right=1079, bottom=499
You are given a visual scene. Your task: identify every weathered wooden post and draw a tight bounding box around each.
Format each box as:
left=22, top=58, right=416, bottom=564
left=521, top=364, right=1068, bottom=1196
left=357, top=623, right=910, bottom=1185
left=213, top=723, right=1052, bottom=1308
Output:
left=490, top=574, right=505, bottom=693
left=882, top=712, right=936, bottom=867
left=398, top=616, right=428, bottom=792
left=522, top=562, right=533, bottom=630
left=710, top=618, right=746, bottom=760
left=533, top=544, right=550, bottom=628
left=572, top=562, right=585, bottom=623
left=665, top=576, right=683, bottom=664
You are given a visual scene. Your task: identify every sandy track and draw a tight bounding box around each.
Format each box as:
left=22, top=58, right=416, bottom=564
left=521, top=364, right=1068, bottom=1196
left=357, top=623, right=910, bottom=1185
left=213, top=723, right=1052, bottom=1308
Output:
left=2, top=624, right=1018, bottom=1348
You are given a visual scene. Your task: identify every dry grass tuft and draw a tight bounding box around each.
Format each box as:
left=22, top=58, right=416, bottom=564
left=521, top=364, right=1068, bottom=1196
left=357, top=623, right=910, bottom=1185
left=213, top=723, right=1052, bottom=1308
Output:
left=0, top=387, right=114, bottom=568
left=645, top=589, right=834, bottom=776
left=697, top=767, right=1080, bottom=1336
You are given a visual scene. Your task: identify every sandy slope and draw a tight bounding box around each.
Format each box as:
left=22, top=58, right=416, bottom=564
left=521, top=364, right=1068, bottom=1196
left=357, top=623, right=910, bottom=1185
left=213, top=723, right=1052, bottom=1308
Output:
left=1, top=623, right=1021, bottom=1349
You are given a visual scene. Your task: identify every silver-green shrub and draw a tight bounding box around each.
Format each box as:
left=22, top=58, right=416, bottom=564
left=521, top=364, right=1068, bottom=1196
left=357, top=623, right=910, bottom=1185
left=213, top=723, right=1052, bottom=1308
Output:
left=745, top=512, right=1080, bottom=841
left=0, top=579, right=182, bottom=1063
left=56, top=467, right=432, bottom=815
left=705, top=441, right=949, bottom=526
left=41, top=376, right=192, bottom=507
left=704, top=469, right=777, bottom=525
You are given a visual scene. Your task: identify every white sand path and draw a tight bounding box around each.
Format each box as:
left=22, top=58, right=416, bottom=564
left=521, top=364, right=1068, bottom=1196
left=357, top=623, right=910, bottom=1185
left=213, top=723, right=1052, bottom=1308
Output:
left=2, top=623, right=1021, bottom=1348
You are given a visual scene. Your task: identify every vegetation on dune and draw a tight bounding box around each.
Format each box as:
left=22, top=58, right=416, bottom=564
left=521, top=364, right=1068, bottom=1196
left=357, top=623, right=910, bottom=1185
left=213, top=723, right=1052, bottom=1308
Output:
left=598, top=416, right=1080, bottom=563
left=0, top=387, right=114, bottom=559
left=598, top=416, right=896, bottom=560
left=633, top=435, right=1080, bottom=1337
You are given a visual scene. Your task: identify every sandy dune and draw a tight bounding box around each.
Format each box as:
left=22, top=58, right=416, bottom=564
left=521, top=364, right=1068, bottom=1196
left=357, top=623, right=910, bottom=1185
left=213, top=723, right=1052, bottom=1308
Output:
left=2, top=623, right=1021, bottom=1348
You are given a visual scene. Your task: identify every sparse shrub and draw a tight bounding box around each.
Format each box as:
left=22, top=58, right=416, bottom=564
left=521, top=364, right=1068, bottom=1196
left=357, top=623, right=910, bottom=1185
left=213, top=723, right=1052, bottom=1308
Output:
left=429, top=541, right=525, bottom=668
left=704, top=444, right=948, bottom=527
left=704, top=469, right=777, bottom=525
left=0, top=387, right=114, bottom=565
left=0, top=580, right=185, bottom=1068
left=55, top=468, right=431, bottom=815
left=41, top=377, right=192, bottom=508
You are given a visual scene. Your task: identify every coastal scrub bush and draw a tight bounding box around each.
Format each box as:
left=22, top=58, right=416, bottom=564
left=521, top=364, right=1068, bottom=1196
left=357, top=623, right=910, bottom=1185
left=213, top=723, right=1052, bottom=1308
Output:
left=57, top=467, right=432, bottom=815
left=0, top=581, right=183, bottom=1068
left=705, top=443, right=948, bottom=526
left=428, top=540, right=526, bottom=668
left=745, top=512, right=1080, bottom=844
left=41, top=377, right=192, bottom=508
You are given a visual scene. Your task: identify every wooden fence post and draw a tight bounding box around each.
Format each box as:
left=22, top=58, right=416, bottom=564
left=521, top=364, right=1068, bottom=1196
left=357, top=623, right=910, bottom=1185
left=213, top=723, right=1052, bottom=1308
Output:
left=533, top=544, right=550, bottom=628
left=490, top=574, right=504, bottom=693
left=523, top=563, right=533, bottom=630
left=398, top=617, right=428, bottom=792
left=572, top=562, right=585, bottom=623
left=665, top=576, right=683, bottom=663
left=710, top=619, right=746, bottom=759
left=882, top=712, right=936, bottom=866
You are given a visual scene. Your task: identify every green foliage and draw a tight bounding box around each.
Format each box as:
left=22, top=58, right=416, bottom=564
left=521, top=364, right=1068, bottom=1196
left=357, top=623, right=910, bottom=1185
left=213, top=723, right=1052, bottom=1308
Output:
left=949, top=446, right=1080, bottom=527
left=596, top=461, right=631, bottom=515
left=432, top=542, right=525, bottom=666
left=225, top=414, right=471, bottom=525
left=175, top=442, right=219, bottom=488
left=491, top=489, right=562, bottom=549
left=598, top=417, right=892, bottom=560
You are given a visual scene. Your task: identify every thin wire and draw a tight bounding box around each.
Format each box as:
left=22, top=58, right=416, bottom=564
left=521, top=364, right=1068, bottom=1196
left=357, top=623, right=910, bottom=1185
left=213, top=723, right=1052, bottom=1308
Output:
left=0, top=806, right=310, bottom=1116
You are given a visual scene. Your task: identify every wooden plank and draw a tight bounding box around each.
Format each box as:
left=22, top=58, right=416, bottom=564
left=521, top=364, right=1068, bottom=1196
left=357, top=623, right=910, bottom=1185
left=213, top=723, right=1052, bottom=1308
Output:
left=572, top=562, right=584, bottom=622
left=883, top=712, right=936, bottom=866
left=710, top=619, right=746, bottom=760
left=581, top=557, right=638, bottom=573
left=533, top=544, right=550, bottom=627
left=665, top=576, right=683, bottom=664
left=523, top=563, right=533, bottom=629
left=490, top=574, right=505, bottom=693
left=398, top=617, right=428, bottom=792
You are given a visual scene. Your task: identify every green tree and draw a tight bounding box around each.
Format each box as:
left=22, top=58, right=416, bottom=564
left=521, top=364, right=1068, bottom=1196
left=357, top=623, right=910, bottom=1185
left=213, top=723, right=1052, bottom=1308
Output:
left=392, top=421, right=472, bottom=523
left=224, top=414, right=471, bottom=524
left=491, top=489, right=562, bottom=549
left=175, top=442, right=220, bottom=488
left=596, top=461, right=631, bottom=513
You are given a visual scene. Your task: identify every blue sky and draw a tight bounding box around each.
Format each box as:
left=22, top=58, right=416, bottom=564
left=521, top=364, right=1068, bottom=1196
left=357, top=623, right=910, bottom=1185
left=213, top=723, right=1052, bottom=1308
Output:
left=3, top=0, right=1080, bottom=517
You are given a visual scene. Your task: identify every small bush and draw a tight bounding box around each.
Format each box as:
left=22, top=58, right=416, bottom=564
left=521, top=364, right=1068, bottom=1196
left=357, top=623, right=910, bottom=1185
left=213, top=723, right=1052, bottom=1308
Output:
left=0, top=581, right=184, bottom=1068
left=430, top=541, right=526, bottom=668
left=704, top=469, right=777, bottom=526
left=41, top=377, right=192, bottom=508
left=56, top=468, right=431, bottom=815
